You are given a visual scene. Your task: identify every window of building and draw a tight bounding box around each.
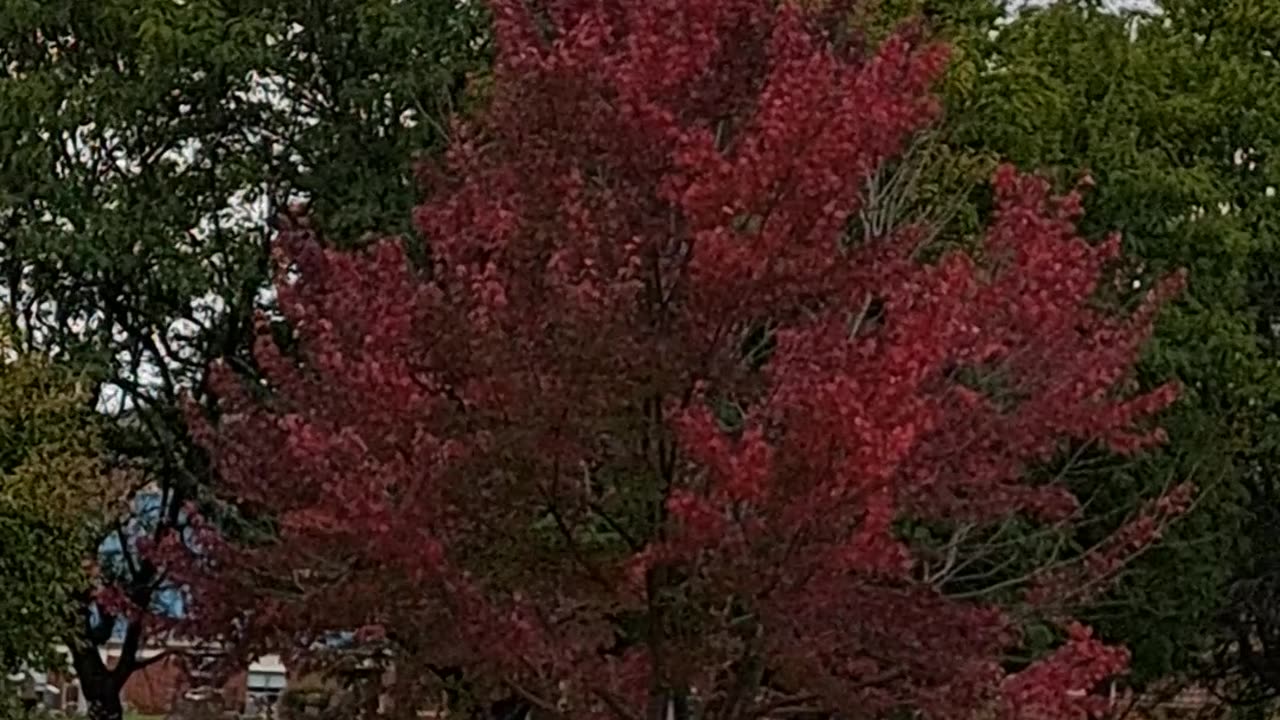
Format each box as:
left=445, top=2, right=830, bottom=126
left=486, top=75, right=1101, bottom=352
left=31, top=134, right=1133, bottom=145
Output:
left=245, top=670, right=287, bottom=716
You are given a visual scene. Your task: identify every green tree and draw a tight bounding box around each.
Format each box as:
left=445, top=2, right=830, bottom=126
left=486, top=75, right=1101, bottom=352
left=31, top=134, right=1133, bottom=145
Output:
left=0, top=334, right=114, bottom=672
left=877, top=0, right=1280, bottom=691
left=0, top=1, right=488, bottom=717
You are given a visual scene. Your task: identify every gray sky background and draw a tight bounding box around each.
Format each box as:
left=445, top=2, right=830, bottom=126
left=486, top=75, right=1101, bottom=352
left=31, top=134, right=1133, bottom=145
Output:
left=1014, top=0, right=1159, bottom=11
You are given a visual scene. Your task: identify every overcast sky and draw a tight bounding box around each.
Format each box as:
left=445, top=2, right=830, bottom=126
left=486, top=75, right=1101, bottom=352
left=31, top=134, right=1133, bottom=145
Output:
left=1013, top=0, right=1158, bottom=11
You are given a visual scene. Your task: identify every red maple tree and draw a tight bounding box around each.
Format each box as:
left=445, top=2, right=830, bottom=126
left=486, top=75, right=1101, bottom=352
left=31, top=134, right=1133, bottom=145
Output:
left=183, top=1, right=1189, bottom=718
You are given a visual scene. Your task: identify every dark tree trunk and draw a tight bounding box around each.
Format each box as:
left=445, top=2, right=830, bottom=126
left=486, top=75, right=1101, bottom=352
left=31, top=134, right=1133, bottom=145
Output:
left=71, top=637, right=126, bottom=720
left=426, top=664, right=530, bottom=719
left=489, top=696, right=530, bottom=719
left=81, top=675, right=124, bottom=720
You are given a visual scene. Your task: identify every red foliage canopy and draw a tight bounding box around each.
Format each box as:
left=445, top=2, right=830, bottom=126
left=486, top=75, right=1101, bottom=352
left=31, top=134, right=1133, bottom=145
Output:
left=185, top=1, right=1188, bottom=718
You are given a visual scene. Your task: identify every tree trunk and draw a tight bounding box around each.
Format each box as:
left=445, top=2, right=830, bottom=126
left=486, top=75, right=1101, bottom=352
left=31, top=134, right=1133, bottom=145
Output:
left=427, top=664, right=530, bottom=719
left=71, top=641, right=125, bottom=720
left=83, top=681, right=124, bottom=720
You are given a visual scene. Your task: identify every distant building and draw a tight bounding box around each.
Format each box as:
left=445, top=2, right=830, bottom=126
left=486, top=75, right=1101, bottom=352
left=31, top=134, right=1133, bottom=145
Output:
left=31, top=640, right=287, bottom=717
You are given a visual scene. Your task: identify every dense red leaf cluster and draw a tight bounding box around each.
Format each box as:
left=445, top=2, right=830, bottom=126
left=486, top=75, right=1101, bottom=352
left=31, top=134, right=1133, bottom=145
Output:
left=185, top=1, right=1187, bottom=718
